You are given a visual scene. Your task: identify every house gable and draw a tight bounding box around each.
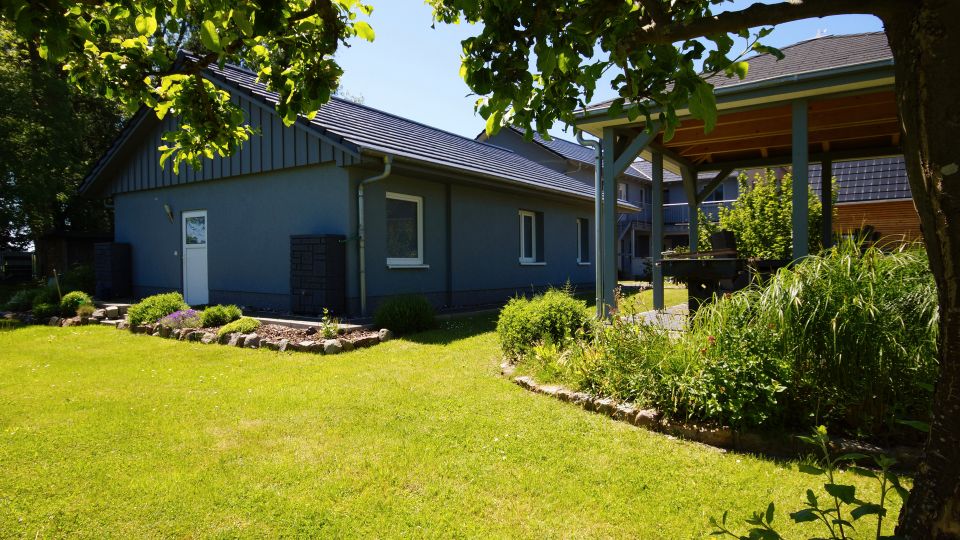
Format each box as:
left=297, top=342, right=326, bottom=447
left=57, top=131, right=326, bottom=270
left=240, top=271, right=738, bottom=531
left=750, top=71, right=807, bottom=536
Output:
left=87, top=83, right=360, bottom=197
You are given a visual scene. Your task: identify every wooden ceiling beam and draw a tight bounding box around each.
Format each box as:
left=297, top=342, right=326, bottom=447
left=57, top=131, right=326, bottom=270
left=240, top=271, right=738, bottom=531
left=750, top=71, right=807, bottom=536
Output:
left=676, top=123, right=901, bottom=158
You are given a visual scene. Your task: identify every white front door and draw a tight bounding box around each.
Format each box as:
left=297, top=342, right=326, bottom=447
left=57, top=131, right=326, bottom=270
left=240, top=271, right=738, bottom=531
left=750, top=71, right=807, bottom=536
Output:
left=182, top=210, right=209, bottom=305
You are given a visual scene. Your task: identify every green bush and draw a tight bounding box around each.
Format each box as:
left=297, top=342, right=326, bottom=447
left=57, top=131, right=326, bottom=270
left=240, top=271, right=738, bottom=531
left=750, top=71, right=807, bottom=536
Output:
left=32, top=302, right=58, bottom=320
left=217, top=316, right=261, bottom=337
left=5, top=289, right=36, bottom=312
left=374, top=295, right=436, bottom=335
left=60, top=291, right=93, bottom=317
left=127, top=292, right=189, bottom=326
left=496, top=288, right=588, bottom=358
left=32, top=286, right=58, bottom=308
left=200, top=304, right=242, bottom=327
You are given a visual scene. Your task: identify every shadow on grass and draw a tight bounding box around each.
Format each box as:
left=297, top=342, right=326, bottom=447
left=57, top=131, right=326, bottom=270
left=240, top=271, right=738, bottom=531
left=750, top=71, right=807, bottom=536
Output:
left=401, top=313, right=498, bottom=346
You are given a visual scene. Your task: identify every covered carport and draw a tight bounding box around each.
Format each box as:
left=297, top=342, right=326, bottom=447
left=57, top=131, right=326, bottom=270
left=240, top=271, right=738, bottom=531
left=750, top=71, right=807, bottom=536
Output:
left=574, top=32, right=901, bottom=313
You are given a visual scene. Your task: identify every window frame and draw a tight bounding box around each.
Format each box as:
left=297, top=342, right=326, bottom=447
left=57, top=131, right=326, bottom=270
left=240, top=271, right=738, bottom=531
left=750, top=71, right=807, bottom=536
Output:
left=518, top=210, right=540, bottom=264
left=576, top=217, right=590, bottom=265
left=385, top=191, right=424, bottom=267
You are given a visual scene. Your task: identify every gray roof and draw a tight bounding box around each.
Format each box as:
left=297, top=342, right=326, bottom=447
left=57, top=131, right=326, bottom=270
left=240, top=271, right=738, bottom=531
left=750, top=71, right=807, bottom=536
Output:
left=203, top=62, right=606, bottom=202
left=711, top=32, right=891, bottom=90
left=810, top=157, right=910, bottom=203
left=586, top=32, right=891, bottom=113
left=507, top=127, right=666, bottom=182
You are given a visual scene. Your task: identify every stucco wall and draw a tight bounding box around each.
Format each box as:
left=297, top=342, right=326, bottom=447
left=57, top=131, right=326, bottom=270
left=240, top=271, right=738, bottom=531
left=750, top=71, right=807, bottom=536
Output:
left=114, top=164, right=351, bottom=310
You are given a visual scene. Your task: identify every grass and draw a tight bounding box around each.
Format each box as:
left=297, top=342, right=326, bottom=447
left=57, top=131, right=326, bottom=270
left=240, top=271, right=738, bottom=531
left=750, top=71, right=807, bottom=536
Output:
left=0, top=320, right=900, bottom=537
left=624, top=284, right=688, bottom=312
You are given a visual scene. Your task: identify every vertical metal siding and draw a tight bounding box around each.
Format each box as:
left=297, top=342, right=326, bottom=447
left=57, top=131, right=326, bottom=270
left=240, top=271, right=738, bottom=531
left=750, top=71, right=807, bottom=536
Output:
left=107, top=92, right=354, bottom=195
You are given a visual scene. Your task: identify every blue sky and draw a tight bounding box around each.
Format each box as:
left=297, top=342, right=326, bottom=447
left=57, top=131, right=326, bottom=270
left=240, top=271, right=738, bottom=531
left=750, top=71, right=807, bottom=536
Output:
left=335, top=1, right=884, bottom=141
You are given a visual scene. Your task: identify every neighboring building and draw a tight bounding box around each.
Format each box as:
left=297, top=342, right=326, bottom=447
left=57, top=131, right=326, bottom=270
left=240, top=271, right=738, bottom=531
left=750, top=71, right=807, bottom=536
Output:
left=81, top=59, right=636, bottom=316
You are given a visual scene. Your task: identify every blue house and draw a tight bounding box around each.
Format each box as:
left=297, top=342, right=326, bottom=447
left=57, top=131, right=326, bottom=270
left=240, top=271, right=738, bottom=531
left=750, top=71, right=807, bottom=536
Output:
left=81, top=60, right=636, bottom=317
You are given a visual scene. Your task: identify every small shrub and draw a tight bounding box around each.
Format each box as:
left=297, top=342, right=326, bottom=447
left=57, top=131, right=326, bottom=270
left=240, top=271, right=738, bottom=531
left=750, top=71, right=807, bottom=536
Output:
left=158, top=309, right=202, bottom=329
left=127, top=292, right=189, bottom=326
left=60, top=291, right=93, bottom=317
left=200, top=304, right=242, bottom=327
left=76, top=304, right=96, bottom=319
left=496, top=288, right=588, bottom=359
left=32, top=302, right=58, bottom=320
left=32, top=287, right=59, bottom=308
left=5, top=289, right=36, bottom=312
left=318, top=308, right=339, bottom=339
left=374, top=295, right=435, bottom=335
left=217, top=317, right=261, bottom=337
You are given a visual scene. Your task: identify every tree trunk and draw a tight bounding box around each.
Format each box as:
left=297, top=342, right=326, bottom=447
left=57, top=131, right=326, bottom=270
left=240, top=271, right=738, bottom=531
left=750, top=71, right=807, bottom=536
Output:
left=884, top=1, right=960, bottom=537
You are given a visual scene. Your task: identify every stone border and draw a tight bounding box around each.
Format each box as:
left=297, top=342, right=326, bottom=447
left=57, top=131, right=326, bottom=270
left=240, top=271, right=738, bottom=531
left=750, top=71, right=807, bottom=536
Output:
left=502, top=362, right=921, bottom=467
left=115, top=319, right=393, bottom=355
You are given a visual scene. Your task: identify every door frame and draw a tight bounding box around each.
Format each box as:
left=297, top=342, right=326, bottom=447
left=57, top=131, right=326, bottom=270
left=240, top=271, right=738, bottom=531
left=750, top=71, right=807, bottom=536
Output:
left=181, top=209, right=208, bottom=305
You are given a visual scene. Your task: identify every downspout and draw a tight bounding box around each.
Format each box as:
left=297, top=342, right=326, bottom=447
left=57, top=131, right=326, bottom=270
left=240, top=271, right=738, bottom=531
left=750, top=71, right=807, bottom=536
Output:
left=358, top=154, right=393, bottom=317
left=577, top=131, right=603, bottom=320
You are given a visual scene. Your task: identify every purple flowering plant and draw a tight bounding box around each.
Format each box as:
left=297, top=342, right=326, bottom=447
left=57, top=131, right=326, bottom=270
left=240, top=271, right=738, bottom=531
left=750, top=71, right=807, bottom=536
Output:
left=158, top=309, right=202, bottom=329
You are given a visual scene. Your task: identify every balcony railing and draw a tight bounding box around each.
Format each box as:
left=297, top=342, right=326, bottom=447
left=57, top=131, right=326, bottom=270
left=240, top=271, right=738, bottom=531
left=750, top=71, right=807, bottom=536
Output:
left=620, top=199, right=736, bottom=227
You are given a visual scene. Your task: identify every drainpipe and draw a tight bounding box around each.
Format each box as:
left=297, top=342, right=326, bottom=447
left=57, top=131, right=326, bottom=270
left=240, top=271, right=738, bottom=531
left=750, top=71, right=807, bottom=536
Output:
left=577, top=131, right=603, bottom=320
left=358, top=154, right=393, bottom=317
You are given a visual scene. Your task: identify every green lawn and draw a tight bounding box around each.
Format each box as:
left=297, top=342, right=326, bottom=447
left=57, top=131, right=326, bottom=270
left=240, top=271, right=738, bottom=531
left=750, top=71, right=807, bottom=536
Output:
left=0, top=320, right=898, bottom=537
left=624, top=284, right=689, bottom=312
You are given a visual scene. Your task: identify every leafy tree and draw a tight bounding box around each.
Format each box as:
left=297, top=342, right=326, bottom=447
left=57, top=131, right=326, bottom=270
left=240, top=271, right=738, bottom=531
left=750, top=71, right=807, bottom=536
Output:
left=1, top=0, right=957, bottom=534
left=718, top=170, right=824, bottom=260
left=0, top=23, right=122, bottom=250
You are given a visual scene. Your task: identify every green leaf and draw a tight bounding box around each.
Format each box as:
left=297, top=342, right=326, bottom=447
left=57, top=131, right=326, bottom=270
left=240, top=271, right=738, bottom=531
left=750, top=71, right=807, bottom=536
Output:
left=836, top=452, right=868, bottom=462
left=824, top=483, right=857, bottom=504
left=537, top=47, right=556, bottom=77
left=557, top=50, right=576, bottom=74
left=485, top=109, right=503, bottom=136
left=895, top=419, right=930, bottom=432
left=731, top=61, right=748, bottom=79
left=354, top=21, right=375, bottom=41
left=135, top=14, right=157, bottom=36
left=232, top=10, right=254, bottom=37
left=200, top=20, right=222, bottom=52
left=851, top=503, right=886, bottom=520
left=798, top=463, right=825, bottom=476
left=688, top=81, right=717, bottom=133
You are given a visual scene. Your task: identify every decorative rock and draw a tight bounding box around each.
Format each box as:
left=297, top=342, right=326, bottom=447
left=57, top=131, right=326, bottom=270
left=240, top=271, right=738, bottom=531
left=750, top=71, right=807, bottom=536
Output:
left=228, top=333, right=244, bottom=347
left=298, top=340, right=320, bottom=353
left=118, top=305, right=129, bottom=316
left=62, top=318, right=78, bottom=327
left=47, top=316, right=61, bottom=327
left=594, top=398, right=616, bottom=416
left=158, top=325, right=172, bottom=338
left=351, top=335, right=379, bottom=349
left=104, top=306, right=120, bottom=319
left=200, top=332, right=217, bottom=344
left=555, top=388, right=575, bottom=402
left=613, top=404, right=637, bottom=422
left=116, top=320, right=129, bottom=331
left=262, top=340, right=279, bottom=351
left=172, top=328, right=182, bottom=340
left=632, top=409, right=659, bottom=428
left=377, top=328, right=393, bottom=342
left=217, top=332, right=231, bottom=345
left=322, top=339, right=343, bottom=355
left=514, top=376, right=535, bottom=390
left=277, top=339, right=289, bottom=352
left=142, top=324, right=155, bottom=335
left=243, top=333, right=260, bottom=348
left=152, top=326, right=162, bottom=336
left=340, top=339, right=354, bottom=352
left=92, top=309, right=106, bottom=321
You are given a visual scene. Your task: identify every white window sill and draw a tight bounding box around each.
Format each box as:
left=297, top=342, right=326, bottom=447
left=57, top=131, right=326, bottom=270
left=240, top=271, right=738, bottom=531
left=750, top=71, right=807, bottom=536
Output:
left=387, top=263, right=430, bottom=269
left=519, top=261, right=546, bottom=266
left=577, top=261, right=591, bottom=266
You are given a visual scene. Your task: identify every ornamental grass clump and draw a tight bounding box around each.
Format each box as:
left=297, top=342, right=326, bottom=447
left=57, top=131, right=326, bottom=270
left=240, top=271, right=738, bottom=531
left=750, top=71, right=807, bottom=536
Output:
left=217, top=317, right=261, bottom=337
left=199, top=304, right=242, bottom=327
left=158, top=309, right=202, bottom=329
left=60, top=291, right=93, bottom=317
left=127, top=293, right=189, bottom=326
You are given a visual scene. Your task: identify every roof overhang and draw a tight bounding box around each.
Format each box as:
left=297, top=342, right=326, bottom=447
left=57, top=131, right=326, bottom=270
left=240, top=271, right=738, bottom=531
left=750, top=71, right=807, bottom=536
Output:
left=574, top=59, right=898, bottom=175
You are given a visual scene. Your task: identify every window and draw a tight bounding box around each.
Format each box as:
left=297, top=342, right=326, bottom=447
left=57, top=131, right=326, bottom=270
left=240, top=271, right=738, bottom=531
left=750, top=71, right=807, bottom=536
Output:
left=519, top=210, right=544, bottom=264
left=704, top=184, right=725, bottom=202
left=386, top=192, right=423, bottom=266
left=617, top=182, right=628, bottom=201
left=577, top=218, right=590, bottom=264
left=662, top=188, right=671, bottom=204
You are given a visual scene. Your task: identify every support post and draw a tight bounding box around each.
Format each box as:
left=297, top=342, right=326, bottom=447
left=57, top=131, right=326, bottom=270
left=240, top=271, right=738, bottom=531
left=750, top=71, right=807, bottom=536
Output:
left=652, top=151, right=664, bottom=310
left=681, top=166, right=699, bottom=253
left=821, top=158, right=833, bottom=249
left=600, top=127, right=619, bottom=315
left=791, top=100, right=809, bottom=260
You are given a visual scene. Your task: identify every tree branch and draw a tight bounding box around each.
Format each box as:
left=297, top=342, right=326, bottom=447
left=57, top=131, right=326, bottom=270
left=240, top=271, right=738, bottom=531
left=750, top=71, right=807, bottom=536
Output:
left=635, top=0, right=892, bottom=44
